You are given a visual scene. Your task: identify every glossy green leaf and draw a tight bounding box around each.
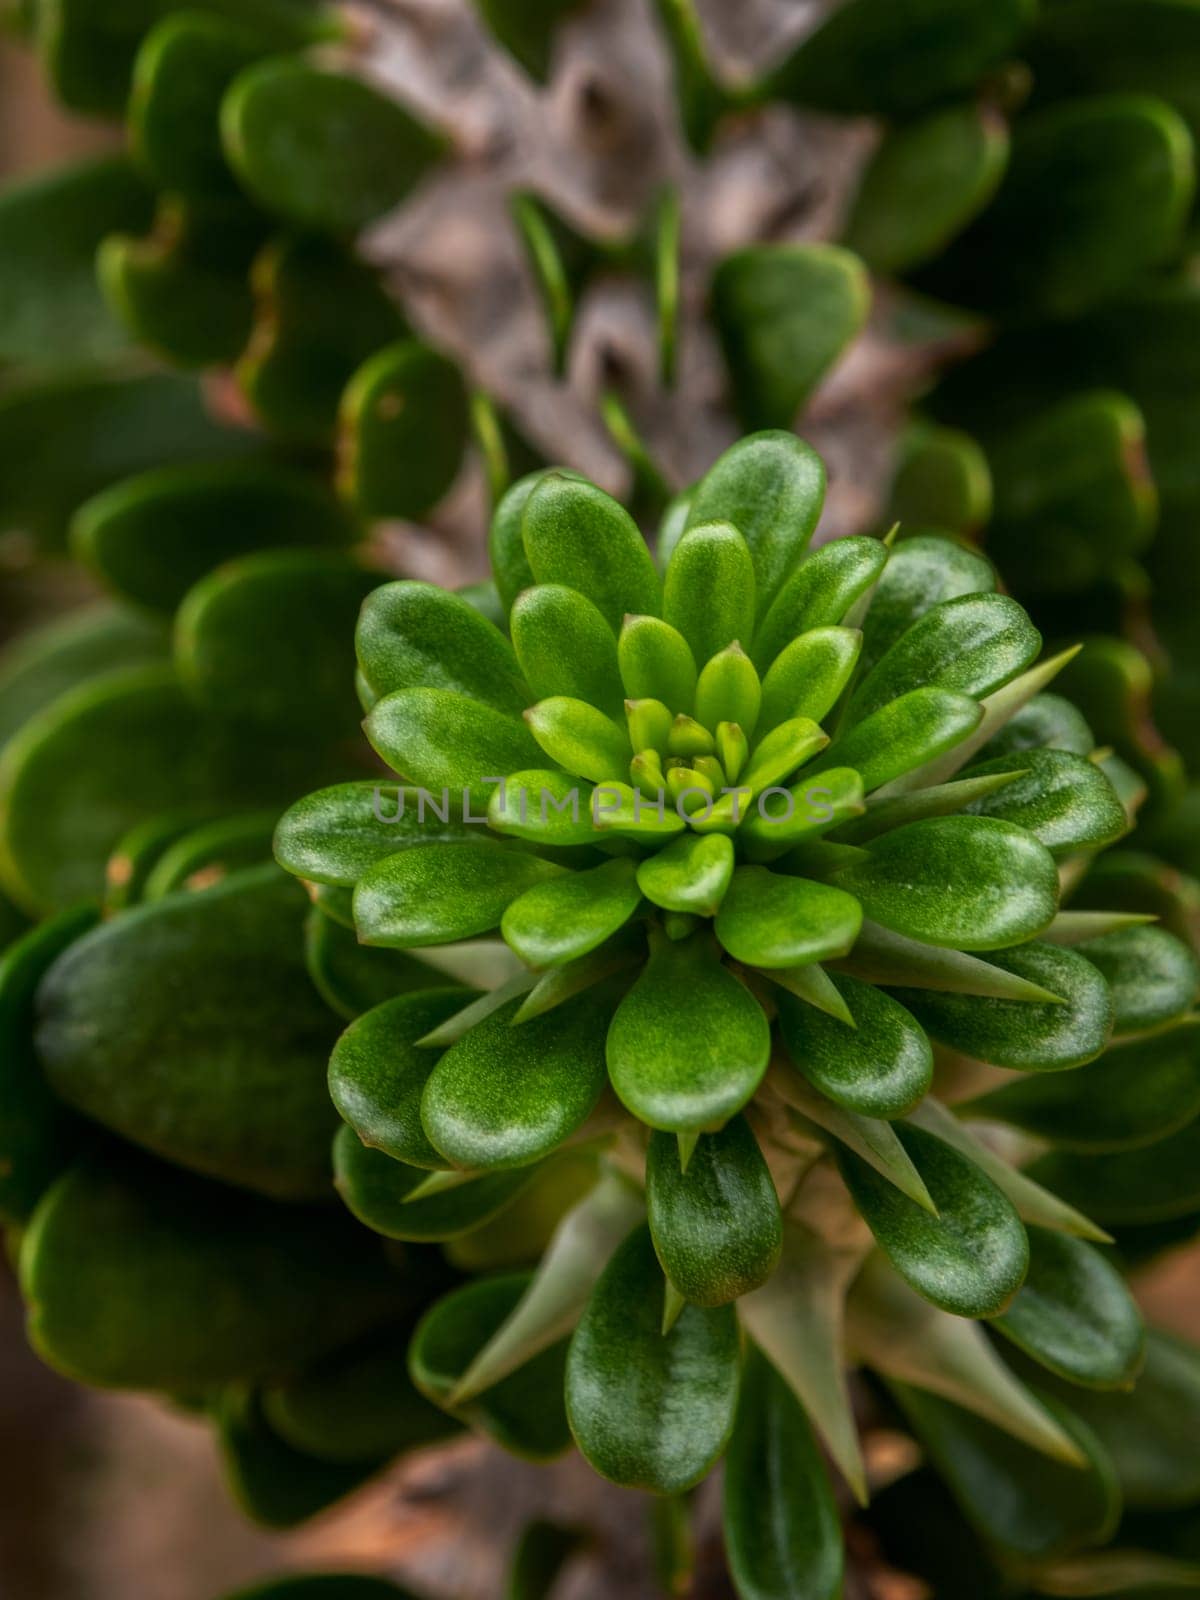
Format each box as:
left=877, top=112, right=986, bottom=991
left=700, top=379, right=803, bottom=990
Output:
left=636, top=832, right=733, bottom=916
left=524, top=696, right=630, bottom=783
left=723, top=1345, right=843, bottom=1600
left=72, top=461, right=357, bottom=614
left=740, top=768, right=865, bottom=860
left=275, top=782, right=478, bottom=889
left=1076, top=925, right=1199, bottom=1035
left=20, top=1150, right=404, bottom=1388
left=976, top=691, right=1094, bottom=762
left=662, top=521, right=756, bottom=667
left=960, top=749, right=1127, bottom=857
left=0, top=155, right=152, bottom=370
left=176, top=550, right=378, bottom=734
left=305, top=909, right=445, bottom=1020
left=487, top=768, right=605, bottom=847
left=836, top=770, right=1023, bottom=846
left=365, top=687, right=542, bottom=808
left=338, top=340, right=469, bottom=518
left=646, top=1116, right=781, bottom=1305
left=890, top=1384, right=1120, bottom=1560
left=775, top=1072, right=935, bottom=1211
left=333, top=1124, right=532, bottom=1240
left=970, top=1027, right=1200, bottom=1155
left=521, top=473, right=660, bottom=632
left=237, top=233, right=407, bottom=445
left=991, top=1226, right=1145, bottom=1390
left=410, top=1272, right=572, bottom=1459
left=37, top=865, right=340, bottom=1199
left=617, top=614, right=698, bottom=713
left=739, top=718, right=829, bottom=798
left=930, top=95, right=1195, bottom=318
left=753, top=537, right=888, bottom=674
left=836, top=1124, right=1029, bottom=1317
left=682, top=431, right=826, bottom=622
left=694, top=643, right=761, bottom=738
left=834, top=815, right=1058, bottom=950
left=777, top=976, right=931, bottom=1119
left=846, top=102, right=1009, bottom=275
left=354, top=841, right=562, bottom=948
left=222, top=59, right=441, bottom=231
left=510, top=584, right=625, bottom=719
left=606, top=932, right=770, bottom=1131
left=893, top=942, right=1115, bottom=1070
left=489, top=470, right=559, bottom=613
left=420, top=987, right=613, bottom=1168
left=263, top=1322, right=458, bottom=1465
left=813, top=687, right=981, bottom=795
left=565, top=1223, right=739, bottom=1491
left=715, top=866, right=862, bottom=969
left=712, top=245, right=870, bottom=431
left=769, top=0, right=1033, bottom=116
left=357, top=581, right=527, bottom=718
left=758, top=627, right=861, bottom=735
left=0, top=905, right=95, bottom=1224
left=502, top=858, right=642, bottom=967
left=860, top=534, right=996, bottom=675
left=328, top=988, right=472, bottom=1167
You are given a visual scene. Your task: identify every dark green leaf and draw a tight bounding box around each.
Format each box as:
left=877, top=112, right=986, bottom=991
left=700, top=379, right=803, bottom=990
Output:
left=565, top=1223, right=740, bottom=1490
left=976, top=691, right=1094, bottom=762
left=646, top=1116, right=781, bottom=1305
left=1028, top=1118, right=1200, bottom=1225
left=474, top=0, right=583, bottom=79
left=606, top=933, right=771, bottom=1130
left=887, top=424, right=993, bottom=536
left=860, top=534, right=996, bottom=675
left=991, top=1226, right=1145, bottom=1390
left=338, top=340, right=469, bottom=518
left=837, top=1124, right=1029, bottom=1317
left=333, top=1124, right=533, bottom=1239
left=722, top=1345, right=843, bottom=1600
left=141, top=811, right=277, bottom=898
left=960, top=749, right=1126, bottom=857
left=777, top=976, right=932, bottom=1119
left=1076, top=925, right=1199, bottom=1035
left=223, top=1576, right=416, bottom=1600
left=306, top=909, right=448, bottom=1021
left=215, top=1388, right=380, bottom=1528
left=894, top=942, right=1114, bottom=1070
left=715, top=865, right=862, bottom=968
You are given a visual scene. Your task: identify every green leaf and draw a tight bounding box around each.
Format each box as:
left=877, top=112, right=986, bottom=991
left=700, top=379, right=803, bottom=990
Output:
left=328, top=988, right=473, bottom=1168
left=524, top=696, right=631, bottom=783
left=1076, top=925, right=1199, bottom=1035
left=19, top=1149, right=404, bottom=1388
left=0, top=155, right=152, bottom=370
left=845, top=102, right=1009, bottom=275
left=991, top=1226, right=1145, bottom=1391
left=409, top=1272, right=572, bottom=1459
left=753, top=537, right=888, bottom=674
left=836, top=770, right=1024, bottom=846
left=1028, top=1119, right=1200, bottom=1225
left=354, top=841, right=564, bottom=948
left=836, top=919, right=1065, bottom=1001
left=739, top=718, right=829, bottom=797
left=618, top=614, right=698, bottom=712
left=848, top=1254, right=1086, bottom=1463
left=73, top=461, right=357, bottom=615
left=834, top=815, right=1059, bottom=950
left=813, top=687, right=981, bottom=794
left=777, top=976, right=932, bottom=1119
left=236, top=233, right=407, bottom=446
left=977, top=691, right=1095, bottom=763
left=357, top=579, right=527, bottom=715
left=606, top=933, right=771, bottom=1131
left=740, top=768, right=865, bottom=860
left=959, top=749, right=1127, bottom=857
left=769, top=0, right=1033, bottom=116
left=521, top=473, right=661, bottom=632
left=338, top=340, right=469, bottom=518
left=275, top=781, right=476, bottom=888
left=712, top=245, right=871, bottom=431
left=129, top=12, right=271, bottom=195
left=888, top=425, right=993, bottom=537
left=176, top=550, right=378, bottom=735
left=636, top=831, right=734, bottom=916
left=450, top=1168, right=644, bottom=1403
left=892, top=942, right=1115, bottom=1070
left=222, top=59, right=441, bottom=231
left=421, top=988, right=613, bottom=1169
left=889, top=1384, right=1120, bottom=1560
left=474, top=0, right=583, bottom=79
left=487, top=768, right=605, bottom=847
left=565, top=1223, right=739, bottom=1491
left=305, top=909, right=446, bottom=1021
left=663, top=521, right=756, bottom=667
left=36, top=865, right=340, bottom=1199
left=861, top=534, right=996, bottom=673
left=694, top=643, right=762, bottom=737
left=836, top=1124, right=1029, bottom=1318
left=502, top=858, right=642, bottom=967
left=758, top=627, right=861, bottom=735
left=646, top=1116, right=782, bottom=1305
left=723, top=1345, right=843, bottom=1600
left=141, top=811, right=277, bottom=898
left=773, top=1072, right=935, bottom=1212
left=215, top=1388, right=380, bottom=1529
left=925, top=95, right=1194, bottom=318
left=0, top=905, right=95, bottom=1224
left=333, top=1124, right=533, bottom=1240
left=507, top=1521, right=587, bottom=1600
left=510, top=584, right=625, bottom=719
left=682, top=431, right=826, bottom=622
left=966, top=1027, right=1200, bottom=1153
left=489, top=470, right=552, bottom=612
left=849, top=593, right=1040, bottom=728
left=263, top=1323, right=458, bottom=1464
left=365, top=687, right=542, bottom=808
left=715, top=866, right=862, bottom=969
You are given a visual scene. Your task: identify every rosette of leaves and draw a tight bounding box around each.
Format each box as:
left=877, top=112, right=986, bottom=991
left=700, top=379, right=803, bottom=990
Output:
left=274, top=431, right=1200, bottom=1595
